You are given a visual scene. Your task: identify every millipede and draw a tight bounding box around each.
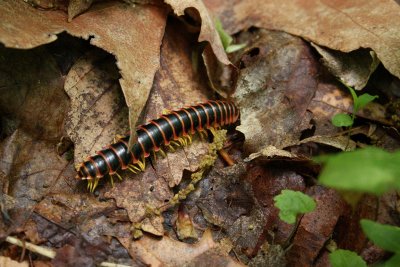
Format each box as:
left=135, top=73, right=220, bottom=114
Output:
left=76, top=100, right=240, bottom=191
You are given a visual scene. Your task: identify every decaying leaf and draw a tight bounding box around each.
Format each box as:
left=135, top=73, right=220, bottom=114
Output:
left=233, top=29, right=316, bottom=154
left=0, top=46, right=73, bottom=236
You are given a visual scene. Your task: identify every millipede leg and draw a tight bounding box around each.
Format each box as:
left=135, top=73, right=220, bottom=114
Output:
left=91, top=177, right=100, bottom=192
left=158, top=148, right=167, bottom=158
left=87, top=179, right=92, bottom=191
left=166, top=144, right=176, bottom=152
left=170, top=140, right=180, bottom=148
left=115, top=172, right=123, bottom=180
left=127, top=165, right=139, bottom=173
left=110, top=175, right=115, bottom=187
left=152, top=150, right=157, bottom=161
left=113, top=134, right=125, bottom=143
left=198, top=130, right=208, bottom=140
left=186, top=134, right=192, bottom=144
left=138, top=157, right=146, bottom=171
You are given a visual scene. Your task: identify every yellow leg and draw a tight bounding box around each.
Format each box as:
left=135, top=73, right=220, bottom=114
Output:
left=115, top=172, right=123, bottom=181
left=158, top=148, right=167, bottom=158
left=91, top=177, right=100, bottom=192
left=113, top=134, right=125, bottom=143
left=137, top=157, right=146, bottom=171
left=127, top=165, right=139, bottom=173
left=186, top=134, right=192, bottom=144
left=152, top=150, right=157, bottom=161
left=110, top=175, right=115, bottom=187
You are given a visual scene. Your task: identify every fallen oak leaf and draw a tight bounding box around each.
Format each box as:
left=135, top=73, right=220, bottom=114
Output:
left=204, top=0, right=400, bottom=80
left=0, top=0, right=167, bottom=151
left=119, top=229, right=244, bottom=266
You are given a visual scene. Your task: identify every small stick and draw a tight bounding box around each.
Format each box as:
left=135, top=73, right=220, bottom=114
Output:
left=5, top=236, right=132, bottom=267
left=218, top=148, right=235, bottom=166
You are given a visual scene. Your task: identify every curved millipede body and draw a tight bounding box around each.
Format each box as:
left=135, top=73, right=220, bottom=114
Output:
left=76, top=100, right=240, bottom=182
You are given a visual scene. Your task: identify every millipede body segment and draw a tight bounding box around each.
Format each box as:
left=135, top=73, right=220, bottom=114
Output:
left=76, top=100, right=240, bottom=182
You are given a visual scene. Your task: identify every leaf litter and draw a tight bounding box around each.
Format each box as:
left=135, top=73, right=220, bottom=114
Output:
left=1, top=0, right=400, bottom=266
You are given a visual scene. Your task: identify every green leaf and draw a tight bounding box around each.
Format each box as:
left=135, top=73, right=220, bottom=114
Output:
left=361, top=219, right=400, bottom=253
left=318, top=147, right=400, bottom=195
left=329, top=249, right=367, bottom=267
left=355, top=93, right=378, bottom=112
left=215, top=18, right=232, bottom=49
left=225, top=43, right=247, bottom=53
left=384, top=254, right=400, bottom=267
left=273, top=190, right=316, bottom=224
left=332, top=113, right=354, bottom=127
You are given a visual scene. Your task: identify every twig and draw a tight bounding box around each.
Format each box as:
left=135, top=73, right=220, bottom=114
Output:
left=5, top=236, right=132, bottom=267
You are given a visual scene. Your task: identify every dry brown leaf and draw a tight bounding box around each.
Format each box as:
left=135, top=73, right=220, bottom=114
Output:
left=311, top=44, right=380, bottom=90
left=299, top=135, right=356, bottom=151
left=0, top=0, right=167, bottom=148
left=245, top=146, right=296, bottom=162
left=204, top=0, right=400, bottom=80
left=233, top=29, right=316, bottom=154
left=119, top=229, right=243, bottom=266
left=102, top=19, right=218, bottom=237
left=166, top=0, right=237, bottom=96
left=0, top=256, right=29, bottom=267
left=64, top=50, right=129, bottom=163
left=0, top=46, right=73, bottom=235
left=141, top=18, right=210, bottom=188
left=68, top=0, right=94, bottom=21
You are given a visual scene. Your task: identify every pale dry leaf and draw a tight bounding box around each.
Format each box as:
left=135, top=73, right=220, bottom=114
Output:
left=311, top=43, right=380, bottom=90
left=299, top=135, right=356, bottom=152
left=64, top=50, right=129, bottom=163
left=245, top=146, right=296, bottom=162
left=204, top=0, right=400, bottom=80
left=0, top=256, right=29, bottom=267
left=119, top=229, right=242, bottom=267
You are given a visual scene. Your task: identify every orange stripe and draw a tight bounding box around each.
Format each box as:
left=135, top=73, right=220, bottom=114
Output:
left=190, top=106, right=203, bottom=131
left=118, top=138, right=138, bottom=163
left=199, top=104, right=210, bottom=128
left=161, top=115, right=178, bottom=140
left=140, top=126, right=159, bottom=151
left=88, top=157, right=102, bottom=178
left=109, top=145, right=126, bottom=170
left=97, top=151, right=115, bottom=174
left=172, top=111, right=187, bottom=136
left=206, top=101, right=219, bottom=127
left=181, top=109, right=195, bottom=134
left=150, top=120, right=169, bottom=145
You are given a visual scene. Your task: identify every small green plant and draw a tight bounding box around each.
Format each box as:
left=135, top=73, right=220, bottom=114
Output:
left=329, top=249, right=367, bottom=267
left=361, top=219, right=400, bottom=266
left=332, top=83, right=378, bottom=127
left=215, top=18, right=246, bottom=53
left=317, top=147, right=400, bottom=194
left=316, top=146, right=400, bottom=266
left=273, top=189, right=316, bottom=224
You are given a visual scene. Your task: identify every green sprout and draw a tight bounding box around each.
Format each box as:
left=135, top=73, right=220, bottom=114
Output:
left=273, top=189, right=316, bottom=224
left=215, top=18, right=246, bottom=53
left=332, top=83, right=378, bottom=127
